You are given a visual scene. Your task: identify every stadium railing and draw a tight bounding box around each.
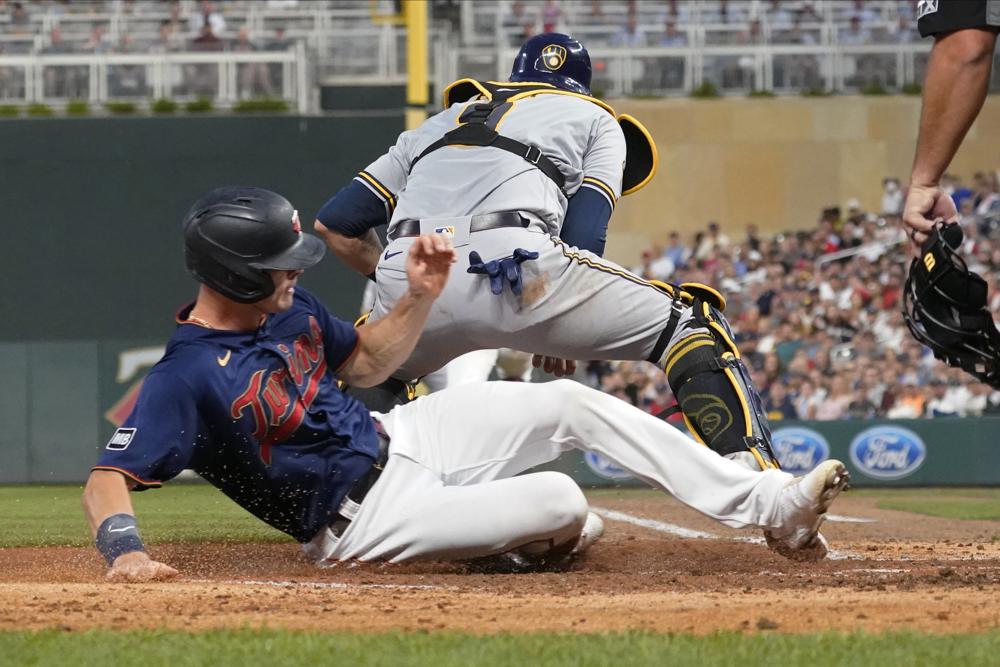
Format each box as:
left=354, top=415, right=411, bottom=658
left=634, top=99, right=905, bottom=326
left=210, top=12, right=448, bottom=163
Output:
left=0, top=43, right=306, bottom=110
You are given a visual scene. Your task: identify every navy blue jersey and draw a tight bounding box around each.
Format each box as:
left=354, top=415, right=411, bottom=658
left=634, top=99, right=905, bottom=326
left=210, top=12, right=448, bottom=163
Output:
left=93, top=287, right=381, bottom=542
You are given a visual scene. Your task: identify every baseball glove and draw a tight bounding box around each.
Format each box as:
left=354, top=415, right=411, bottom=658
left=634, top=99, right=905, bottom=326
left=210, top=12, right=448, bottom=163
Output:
left=902, top=222, right=1000, bottom=387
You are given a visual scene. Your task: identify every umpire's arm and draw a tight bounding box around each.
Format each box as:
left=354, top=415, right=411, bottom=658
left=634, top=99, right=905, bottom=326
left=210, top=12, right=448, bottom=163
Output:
left=82, top=470, right=178, bottom=582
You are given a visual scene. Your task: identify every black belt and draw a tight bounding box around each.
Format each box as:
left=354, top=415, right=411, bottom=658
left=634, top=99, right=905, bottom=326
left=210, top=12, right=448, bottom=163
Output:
left=329, top=423, right=391, bottom=539
left=388, top=211, right=528, bottom=241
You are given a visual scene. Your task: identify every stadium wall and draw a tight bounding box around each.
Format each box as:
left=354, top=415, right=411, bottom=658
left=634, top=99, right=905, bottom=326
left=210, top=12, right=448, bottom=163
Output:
left=540, top=418, right=1000, bottom=489
left=0, top=115, right=401, bottom=343
left=607, top=95, right=1000, bottom=266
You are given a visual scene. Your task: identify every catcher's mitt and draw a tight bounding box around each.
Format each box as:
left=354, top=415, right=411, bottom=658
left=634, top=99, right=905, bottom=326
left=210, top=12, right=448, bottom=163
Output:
left=902, top=222, right=1000, bottom=387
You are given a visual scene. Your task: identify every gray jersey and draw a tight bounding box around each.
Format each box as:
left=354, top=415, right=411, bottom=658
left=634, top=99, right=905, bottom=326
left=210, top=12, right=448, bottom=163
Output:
left=355, top=90, right=627, bottom=236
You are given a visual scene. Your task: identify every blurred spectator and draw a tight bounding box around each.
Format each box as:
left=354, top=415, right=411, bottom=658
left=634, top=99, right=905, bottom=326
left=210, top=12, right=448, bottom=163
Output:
left=659, top=20, right=687, bottom=47
left=502, top=0, right=535, bottom=40
left=83, top=25, right=110, bottom=54
left=42, top=27, right=87, bottom=98
left=151, top=19, right=182, bottom=53
left=591, top=170, right=1000, bottom=421
left=191, top=23, right=224, bottom=51
left=694, top=222, right=731, bottom=262
left=764, top=381, right=797, bottom=420
left=8, top=1, right=30, bottom=34
left=233, top=27, right=274, bottom=98
left=189, top=0, right=226, bottom=35
left=611, top=13, right=645, bottom=48
left=839, top=16, right=872, bottom=45
left=110, top=34, right=146, bottom=97
left=881, top=177, right=904, bottom=216
left=942, top=173, right=974, bottom=210
left=266, top=26, right=294, bottom=51
left=540, top=0, right=561, bottom=33
left=766, top=0, right=794, bottom=27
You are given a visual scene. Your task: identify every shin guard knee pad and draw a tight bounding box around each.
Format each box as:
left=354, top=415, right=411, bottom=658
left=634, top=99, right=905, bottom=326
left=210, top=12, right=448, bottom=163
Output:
left=665, top=330, right=780, bottom=470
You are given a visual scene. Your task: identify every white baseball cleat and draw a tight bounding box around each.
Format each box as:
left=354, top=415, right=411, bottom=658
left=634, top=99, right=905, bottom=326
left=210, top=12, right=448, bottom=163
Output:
left=571, top=511, right=605, bottom=556
left=764, top=459, right=850, bottom=561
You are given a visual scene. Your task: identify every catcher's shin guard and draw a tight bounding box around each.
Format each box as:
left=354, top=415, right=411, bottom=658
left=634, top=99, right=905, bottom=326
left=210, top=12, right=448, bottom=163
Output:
left=663, top=302, right=780, bottom=471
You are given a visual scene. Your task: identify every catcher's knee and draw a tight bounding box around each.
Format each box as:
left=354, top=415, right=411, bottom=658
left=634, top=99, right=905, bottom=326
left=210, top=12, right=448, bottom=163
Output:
left=344, top=377, right=415, bottom=413
left=664, top=321, right=780, bottom=471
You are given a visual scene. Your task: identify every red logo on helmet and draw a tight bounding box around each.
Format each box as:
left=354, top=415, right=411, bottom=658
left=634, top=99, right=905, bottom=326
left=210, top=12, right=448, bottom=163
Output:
left=291, top=210, right=302, bottom=234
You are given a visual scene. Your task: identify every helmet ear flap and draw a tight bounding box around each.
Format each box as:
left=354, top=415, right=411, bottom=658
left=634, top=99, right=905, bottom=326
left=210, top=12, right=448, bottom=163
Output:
left=184, top=243, right=275, bottom=304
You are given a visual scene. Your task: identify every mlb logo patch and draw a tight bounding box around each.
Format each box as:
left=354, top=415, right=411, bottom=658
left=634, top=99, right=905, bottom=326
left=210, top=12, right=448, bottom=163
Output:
left=106, top=427, right=136, bottom=451
left=434, top=226, right=455, bottom=236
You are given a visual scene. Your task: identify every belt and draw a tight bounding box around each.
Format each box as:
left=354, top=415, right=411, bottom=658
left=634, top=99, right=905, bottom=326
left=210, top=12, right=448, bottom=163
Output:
left=388, top=211, right=528, bottom=240
left=329, top=422, right=391, bottom=539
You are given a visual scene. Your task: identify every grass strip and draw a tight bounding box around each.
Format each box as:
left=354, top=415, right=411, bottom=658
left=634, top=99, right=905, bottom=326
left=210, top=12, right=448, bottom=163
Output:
left=0, top=484, right=287, bottom=548
left=2, top=629, right=1000, bottom=667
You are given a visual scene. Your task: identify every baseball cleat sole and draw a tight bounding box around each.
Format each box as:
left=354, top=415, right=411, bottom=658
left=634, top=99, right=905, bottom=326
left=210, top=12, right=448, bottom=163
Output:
left=765, top=459, right=851, bottom=562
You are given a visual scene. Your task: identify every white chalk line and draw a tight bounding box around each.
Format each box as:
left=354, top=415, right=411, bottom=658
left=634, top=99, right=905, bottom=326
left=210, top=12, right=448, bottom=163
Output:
left=827, top=514, right=878, bottom=523
left=591, top=506, right=863, bottom=560
left=186, top=578, right=452, bottom=591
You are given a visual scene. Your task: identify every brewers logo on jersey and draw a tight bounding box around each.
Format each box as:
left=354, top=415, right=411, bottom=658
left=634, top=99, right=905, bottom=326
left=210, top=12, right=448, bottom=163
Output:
left=540, top=44, right=567, bottom=71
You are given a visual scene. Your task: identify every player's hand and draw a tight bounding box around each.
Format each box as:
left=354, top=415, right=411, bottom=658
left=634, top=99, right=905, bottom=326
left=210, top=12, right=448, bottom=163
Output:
left=406, top=233, right=455, bottom=299
left=902, top=183, right=958, bottom=250
left=106, top=551, right=179, bottom=583
left=532, top=355, right=577, bottom=377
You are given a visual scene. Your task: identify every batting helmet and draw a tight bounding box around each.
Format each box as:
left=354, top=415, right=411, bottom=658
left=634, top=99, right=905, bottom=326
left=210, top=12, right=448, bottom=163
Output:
left=510, top=32, right=592, bottom=95
left=183, top=186, right=325, bottom=304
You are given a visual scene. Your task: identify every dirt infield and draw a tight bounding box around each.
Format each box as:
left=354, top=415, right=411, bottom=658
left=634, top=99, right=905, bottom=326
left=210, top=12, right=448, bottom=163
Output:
left=2, top=492, right=999, bottom=635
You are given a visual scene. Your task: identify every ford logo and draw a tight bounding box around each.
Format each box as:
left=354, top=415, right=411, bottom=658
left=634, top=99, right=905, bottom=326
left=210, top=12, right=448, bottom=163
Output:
left=771, top=427, right=830, bottom=474
left=583, top=451, right=633, bottom=480
left=849, top=426, right=926, bottom=480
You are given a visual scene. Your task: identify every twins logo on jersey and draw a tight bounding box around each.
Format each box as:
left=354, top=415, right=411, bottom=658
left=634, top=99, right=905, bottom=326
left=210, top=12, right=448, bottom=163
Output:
left=230, top=316, right=327, bottom=464
left=540, top=44, right=567, bottom=71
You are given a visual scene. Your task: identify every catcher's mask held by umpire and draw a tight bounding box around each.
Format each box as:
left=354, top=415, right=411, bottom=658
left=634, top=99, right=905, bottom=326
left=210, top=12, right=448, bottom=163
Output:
left=903, top=221, right=1000, bottom=387
left=183, top=186, right=326, bottom=304
left=510, top=32, right=592, bottom=95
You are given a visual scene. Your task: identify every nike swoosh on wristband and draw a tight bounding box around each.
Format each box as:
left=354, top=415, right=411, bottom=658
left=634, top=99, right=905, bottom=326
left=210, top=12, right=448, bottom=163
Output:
left=384, top=250, right=403, bottom=260
left=108, top=525, right=136, bottom=533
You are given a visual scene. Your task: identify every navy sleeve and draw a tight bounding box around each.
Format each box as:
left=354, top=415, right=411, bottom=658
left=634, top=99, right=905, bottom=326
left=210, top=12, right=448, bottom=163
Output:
left=93, top=370, right=200, bottom=490
left=561, top=186, right=613, bottom=256
left=315, top=179, right=390, bottom=238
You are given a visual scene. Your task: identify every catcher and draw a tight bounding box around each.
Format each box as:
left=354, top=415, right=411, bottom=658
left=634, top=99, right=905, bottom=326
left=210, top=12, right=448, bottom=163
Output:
left=315, top=33, right=782, bottom=473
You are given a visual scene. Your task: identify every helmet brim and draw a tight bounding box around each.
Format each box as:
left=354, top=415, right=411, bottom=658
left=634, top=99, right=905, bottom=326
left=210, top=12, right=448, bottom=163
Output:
left=251, top=232, right=326, bottom=271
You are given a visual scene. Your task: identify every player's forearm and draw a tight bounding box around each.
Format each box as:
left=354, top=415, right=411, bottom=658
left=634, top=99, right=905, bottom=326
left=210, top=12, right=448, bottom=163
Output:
left=313, top=223, right=383, bottom=277
left=911, top=29, right=998, bottom=187
left=342, top=290, right=435, bottom=386
left=82, top=470, right=137, bottom=538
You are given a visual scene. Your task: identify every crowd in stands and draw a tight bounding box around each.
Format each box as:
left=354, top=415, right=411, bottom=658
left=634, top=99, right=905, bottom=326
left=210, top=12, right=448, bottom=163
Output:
left=586, top=171, right=1000, bottom=421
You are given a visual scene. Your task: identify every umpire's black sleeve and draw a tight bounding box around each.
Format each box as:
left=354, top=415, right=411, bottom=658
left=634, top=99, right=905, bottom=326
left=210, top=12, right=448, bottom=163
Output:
left=315, top=180, right=388, bottom=237
left=918, top=0, right=1000, bottom=37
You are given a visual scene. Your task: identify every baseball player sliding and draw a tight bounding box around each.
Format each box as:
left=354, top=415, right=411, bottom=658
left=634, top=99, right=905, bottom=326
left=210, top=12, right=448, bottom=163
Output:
left=315, top=33, right=781, bottom=474
left=81, top=187, right=848, bottom=581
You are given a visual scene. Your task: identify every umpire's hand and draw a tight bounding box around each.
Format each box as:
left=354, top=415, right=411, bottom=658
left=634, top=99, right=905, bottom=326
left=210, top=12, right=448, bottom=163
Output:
left=106, top=551, right=179, bottom=583
left=902, top=183, right=958, bottom=249
left=406, top=233, right=455, bottom=299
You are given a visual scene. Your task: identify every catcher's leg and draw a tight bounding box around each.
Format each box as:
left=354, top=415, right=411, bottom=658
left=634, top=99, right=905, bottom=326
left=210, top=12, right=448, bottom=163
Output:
left=649, top=286, right=780, bottom=471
